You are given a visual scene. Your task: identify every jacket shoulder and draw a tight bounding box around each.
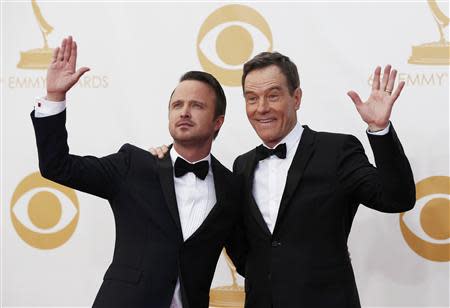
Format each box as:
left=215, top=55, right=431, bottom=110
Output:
left=233, top=148, right=256, bottom=173
left=312, top=129, right=361, bottom=149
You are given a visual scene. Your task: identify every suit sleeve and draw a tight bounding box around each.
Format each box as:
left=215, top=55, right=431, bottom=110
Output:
left=224, top=157, right=248, bottom=277
left=31, top=109, right=130, bottom=200
left=337, top=123, right=416, bottom=213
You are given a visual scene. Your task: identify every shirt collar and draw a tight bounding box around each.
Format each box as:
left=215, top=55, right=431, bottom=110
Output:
left=263, top=122, right=304, bottom=155
left=170, top=146, right=211, bottom=166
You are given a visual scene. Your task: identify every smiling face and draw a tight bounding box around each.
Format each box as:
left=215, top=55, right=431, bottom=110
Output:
left=168, top=80, right=224, bottom=147
left=244, top=65, right=301, bottom=148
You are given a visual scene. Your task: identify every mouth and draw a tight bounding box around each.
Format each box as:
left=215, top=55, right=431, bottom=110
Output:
left=176, top=121, right=194, bottom=128
left=255, top=118, right=276, bottom=126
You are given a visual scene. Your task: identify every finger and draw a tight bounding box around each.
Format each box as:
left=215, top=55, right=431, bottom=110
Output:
left=72, top=67, right=90, bottom=83
left=51, top=47, right=59, bottom=63
left=58, top=38, right=67, bottom=61
left=63, top=36, right=72, bottom=63
left=372, top=66, right=381, bottom=91
left=162, top=145, right=169, bottom=154
left=386, top=69, right=397, bottom=93
left=68, top=41, right=77, bottom=70
left=391, top=81, right=405, bottom=103
left=148, top=148, right=157, bottom=155
left=380, top=64, right=391, bottom=90
left=156, top=147, right=165, bottom=159
left=347, top=91, right=363, bottom=107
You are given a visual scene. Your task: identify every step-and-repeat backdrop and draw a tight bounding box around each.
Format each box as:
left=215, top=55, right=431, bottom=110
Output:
left=2, top=1, right=449, bottom=307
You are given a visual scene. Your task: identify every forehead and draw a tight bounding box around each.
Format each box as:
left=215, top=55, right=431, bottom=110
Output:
left=171, top=80, right=215, bottom=102
left=244, top=65, right=288, bottom=92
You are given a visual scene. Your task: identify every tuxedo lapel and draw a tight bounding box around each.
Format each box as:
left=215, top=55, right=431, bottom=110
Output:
left=245, top=150, right=272, bottom=237
left=211, top=155, right=226, bottom=204
left=156, top=153, right=183, bottom=234
left=273, top=126, right=316, bottom=235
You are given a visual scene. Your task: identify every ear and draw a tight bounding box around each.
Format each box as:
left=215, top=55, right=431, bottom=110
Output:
left=294, top=87, right=302, bottom=110
left=214, top=115, right=225, bottom=133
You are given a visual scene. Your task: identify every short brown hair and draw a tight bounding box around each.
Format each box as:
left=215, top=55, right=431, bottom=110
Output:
left=242, top=52, right=300, bottom=95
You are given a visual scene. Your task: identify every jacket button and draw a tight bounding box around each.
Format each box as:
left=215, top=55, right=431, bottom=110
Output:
left=271, top=241, right=281, bottom=247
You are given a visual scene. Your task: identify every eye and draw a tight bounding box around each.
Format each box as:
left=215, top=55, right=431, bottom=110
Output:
left=12, top=187, right=77, bottom=233
left=199, top=21, right=271, bottom=69
left=197, top=4, right=273, bottom=86
left=192, top=102, right=204, bottom=109
left=267, top=93, right=280, bottom=102
left=10, top=172, right=80, bottom=249
left=172, top=101, right=182, bottom=109
left=399, top=176, right=450, bottom=262
left=246, top=95, right=258, bottom=104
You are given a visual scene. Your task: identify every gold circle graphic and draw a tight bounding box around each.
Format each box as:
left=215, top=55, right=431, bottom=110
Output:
left=216, top=25, right=254, bottom=66
left=197, top=4, right=273, bottom=87
left=28, top=191, right=62, bottom=230
left=399, top=176, right=450, bottom=262
left=10, top=172, right=79, bottom=249
left=420, top=198, right=450, bottom=240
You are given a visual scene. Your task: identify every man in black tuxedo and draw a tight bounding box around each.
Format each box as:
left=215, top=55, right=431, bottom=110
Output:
left=31, top=36, right=242, bottom=308
left=230, top=52, right=416, bottom=308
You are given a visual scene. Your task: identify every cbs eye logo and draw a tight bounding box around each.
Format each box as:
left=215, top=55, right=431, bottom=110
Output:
left=400, top=176, right=450, bottom=262
left=197, top=4, right=273, bottom=87
left=10, top=172, right=79, bottom=249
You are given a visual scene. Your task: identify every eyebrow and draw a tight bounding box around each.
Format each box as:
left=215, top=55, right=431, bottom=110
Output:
left=170, top=99, right=206, bottom=105
left=244, top=86, right=282, bottom=96
left=189, top=100, right=206, bottom=105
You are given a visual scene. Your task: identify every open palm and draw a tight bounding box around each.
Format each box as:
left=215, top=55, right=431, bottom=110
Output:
left=47, top=36, right=90, bottom=101
left=347, top=65, right=405, bottom=131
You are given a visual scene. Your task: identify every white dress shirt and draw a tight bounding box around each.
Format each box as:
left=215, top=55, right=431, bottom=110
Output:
left=169, top=148, right=216, bottom=308
left=33, top=97, right=216, bottom=308
left=253, top=122, right=304, bottom=234
left=252, top=122, right=390, bottom=234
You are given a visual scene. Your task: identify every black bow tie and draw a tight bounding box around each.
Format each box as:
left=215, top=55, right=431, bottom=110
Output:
left=256, top=143, right=287, bottom=161
left=174, top=157, right=209, bottom=180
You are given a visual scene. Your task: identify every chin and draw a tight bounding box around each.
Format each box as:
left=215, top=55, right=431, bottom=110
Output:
left=257, top=133, right=273, bottom=144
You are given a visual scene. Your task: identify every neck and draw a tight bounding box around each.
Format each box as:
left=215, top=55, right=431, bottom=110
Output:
left=173, top=140, right=212, bottom=162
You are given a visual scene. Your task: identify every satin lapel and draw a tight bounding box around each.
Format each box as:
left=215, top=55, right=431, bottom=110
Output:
left=184, top=155, right=226, bottom=242
left=245, top=149, right=272, bottom=237
left=156, top=153, right=182, bottom=233
left=273, top=126, right=316, bottom=235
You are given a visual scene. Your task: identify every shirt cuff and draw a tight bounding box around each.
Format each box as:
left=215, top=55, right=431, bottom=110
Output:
left=367, top=122, right=390, bottom=136
left=34, top=96, right=66, bottom=118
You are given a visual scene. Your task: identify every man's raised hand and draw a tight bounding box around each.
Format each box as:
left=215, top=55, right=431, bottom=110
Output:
left=46, top=36, right=90, bottom=101
left=347, top=65, right=405, bottom=132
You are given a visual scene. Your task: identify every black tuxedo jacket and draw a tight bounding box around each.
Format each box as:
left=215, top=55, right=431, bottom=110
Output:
left=31, top=110, right=242, bottom=308
left=232, top=125, right=415, bottom=308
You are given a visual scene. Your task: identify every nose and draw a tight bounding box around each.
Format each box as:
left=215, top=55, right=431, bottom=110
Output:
left=256, top=98, right=270, bottom=114
left=180, top=105, right=191, bottom=118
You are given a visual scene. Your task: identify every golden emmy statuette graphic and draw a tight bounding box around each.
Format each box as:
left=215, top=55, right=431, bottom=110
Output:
left=210, top=250, right=245, bottom=308
left=409, top=0, right=450, bottom=65
left=17, top=0, right=54, bottom=69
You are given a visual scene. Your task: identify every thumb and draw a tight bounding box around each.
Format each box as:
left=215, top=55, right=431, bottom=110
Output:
left=347, top=91, right=363, bottom=108
left=72, top=67, right=90, bottom=83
